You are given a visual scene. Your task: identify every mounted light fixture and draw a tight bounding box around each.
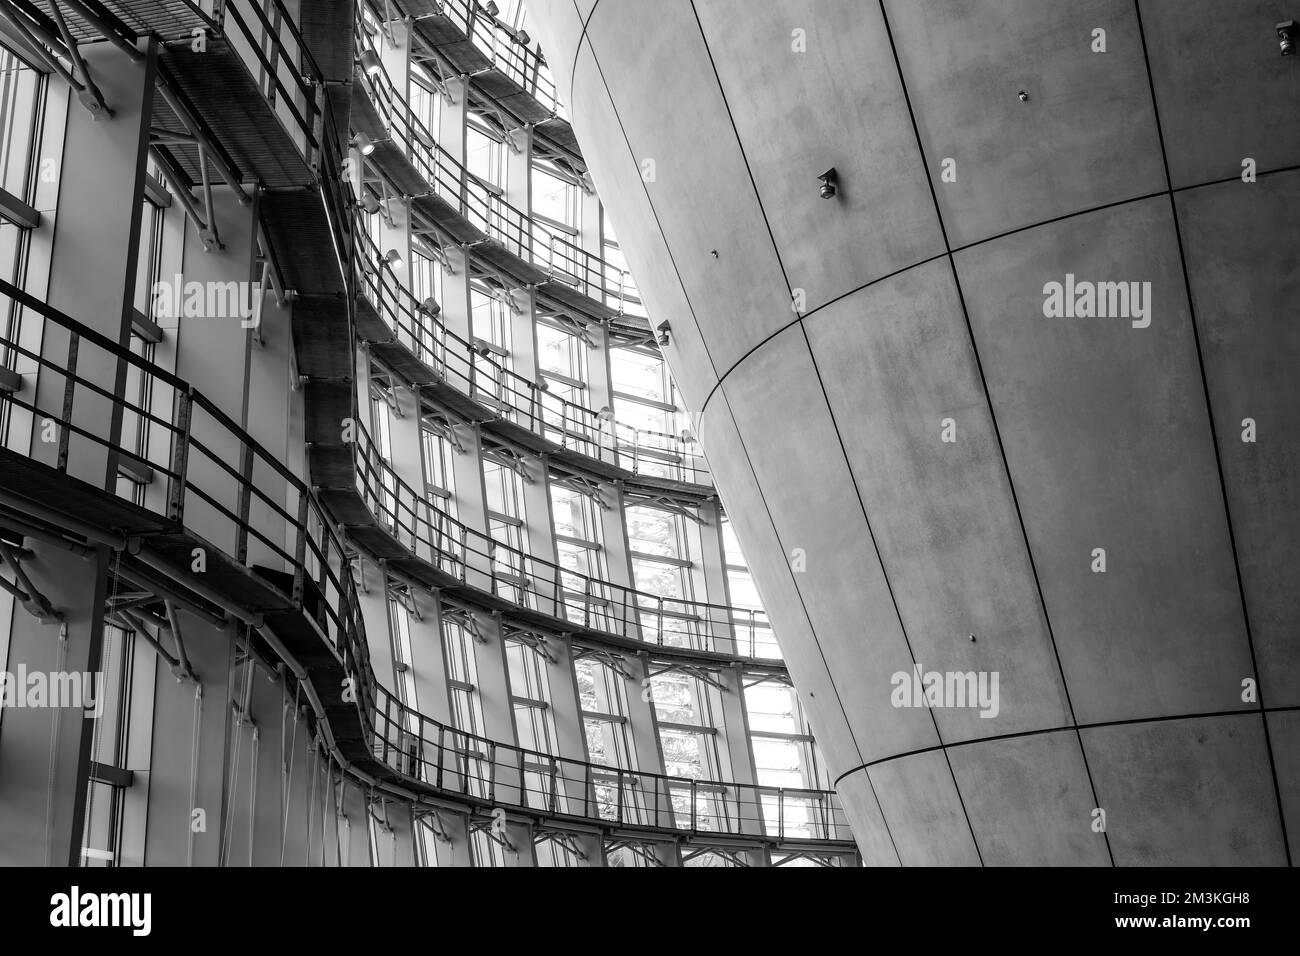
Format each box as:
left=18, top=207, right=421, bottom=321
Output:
left=515, top=29, right=530, bottom=45
left=1279, top=20, right=1296, bottom=56
left=597, top=406, right=614, bottom=422
left=381, top=248, right=403, bottom=267
left=817, top=167, right=838, bottom=199
left=419, top=296, right=441, bottom=317
left=537, top=376, right=549, bottom=392
left=656, top=320, right=671, bottom=346
left=483, top=1, right=500, bottom=16
left=358, top=194, right=381, bottom=214
left=353, top=132, right=377, bottom=156
left=359, top=49, right=383, bottom=76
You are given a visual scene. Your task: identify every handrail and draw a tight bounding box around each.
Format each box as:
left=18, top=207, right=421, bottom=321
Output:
left=214, top=0, right=355, bottom=291
left=346, top=405, right=775, bottom=659
left=0, top=279, right=848, bottom=844
left=356, top=51, right=640, bottom=317
left=354, top=218, right=713, bottom=486
left=221, top=0, right=319, bottom=160
left=365, top=0, right=566, bottom=124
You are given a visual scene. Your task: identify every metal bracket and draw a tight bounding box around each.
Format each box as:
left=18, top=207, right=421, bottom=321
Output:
left=0, top=538, right=61, bottom=623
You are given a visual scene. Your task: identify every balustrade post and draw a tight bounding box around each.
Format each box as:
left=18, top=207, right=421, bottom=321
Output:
left=548, top=757, right=559, bottom=814
left=56, top=333, right=78, bottom=472
left=236, top=442, right=254, bottom=563
left=168, top=387, right=193, bottom=521
left=436, top=725, right=445, bottom=790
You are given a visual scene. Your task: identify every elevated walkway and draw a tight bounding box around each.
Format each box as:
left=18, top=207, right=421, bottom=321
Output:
left=0, top=279, right=854, bottom=853
left=384, top=0, right=585, bottom=176
left=348, top=223, right=713, bottom=492
left=351, top=66, right=633, bottom=333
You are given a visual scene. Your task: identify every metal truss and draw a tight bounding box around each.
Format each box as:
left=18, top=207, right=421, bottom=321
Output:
left=468, top=813, right=517, bottom=853
left=0, top=536, right=61, bottom=622
left=646, top=660, right=729, bottom=693
left=623, top=490, right=707, bottom=525
left=0, top=0, right=250, bottom=252
left=532, top=829, right=588, bottom=862
left=498, top=621, right=556, bottom=663
left=603, top=839, right=664, bottom=866
left=106, top=586, right=199, bottom=682
left=681, top=845, right=751, bottom=867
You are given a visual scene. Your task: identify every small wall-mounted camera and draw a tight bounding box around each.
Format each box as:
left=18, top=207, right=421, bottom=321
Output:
left=1279, top=20, right=1296, bottom=56
left=817, top=168, right=838, bottom=199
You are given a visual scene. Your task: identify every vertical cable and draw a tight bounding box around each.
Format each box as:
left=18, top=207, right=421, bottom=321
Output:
left=44, top=621, right=69, bottom=867
left=186, top=681, right=203, bottom=867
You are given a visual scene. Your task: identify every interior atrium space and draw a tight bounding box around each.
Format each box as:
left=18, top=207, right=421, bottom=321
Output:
left=0, top=0, right=1296, bottom=881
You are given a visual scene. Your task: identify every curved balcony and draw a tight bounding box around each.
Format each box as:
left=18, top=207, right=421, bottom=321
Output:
left=351, top=59, right=646, bottom=341
left=353, top=222, right=712, bottom=489
left=366, top=0, right=584, bottom=175
left=311, top=406, right=779, bottom=662
left=0, top=278, right=849, bottom=850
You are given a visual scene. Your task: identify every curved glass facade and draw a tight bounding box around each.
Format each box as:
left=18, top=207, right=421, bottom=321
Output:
left=0, top=0, right=854, bottom=867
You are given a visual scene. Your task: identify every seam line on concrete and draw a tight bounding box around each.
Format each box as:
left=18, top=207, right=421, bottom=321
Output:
left=714, top=390, right=902, bottom=867
left=565, top=0, right=597, bottom=128
left=696, top=163, right=1300, bottom=426
left=832, top=703, right=1300, bottom=787
left=875, top=0, right=1109, bottom=866
left=579, top=23, right=724, bottom=386
left=690, top=0, right=978, bottom=865
left=578, top=18, right=895, bottom=859
left=1132, top=0, right=1292, bottom=866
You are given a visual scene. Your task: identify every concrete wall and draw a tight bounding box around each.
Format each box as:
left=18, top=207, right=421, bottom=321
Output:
left=527, top=0, right=1299, bottom=864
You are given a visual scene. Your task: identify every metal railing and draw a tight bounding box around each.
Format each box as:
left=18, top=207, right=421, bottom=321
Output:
left=348, top=412, right=776, bottom=659
left=368, top=682, right=848, bottom=841
left=367, top=0, right=565, bottom=123
left=218, top=0, right=355, bottom=288
left=355, top=222, right=711, bottom=485
left=357, top=55, right=638, bottom=314
left=0, top=277, right=847, bottom=844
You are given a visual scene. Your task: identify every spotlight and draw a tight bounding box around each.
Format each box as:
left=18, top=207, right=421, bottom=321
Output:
left=656, top=320, right=671, bottom=347
left=537, top=376, right=549, bottom=392
left=419, top=296, right=441, bottom=317
left=381, top=248, right=403, bottom=267
left=483, top=1, right=499, bottom=16
left=597, top=406, right=614, bottom=422
left=359, top=194, right=381, bottom=214
left=1279, top=20, right=1296, bottom=56
left=817, top=167, right=837, bottom=199
left=515, top=29, right=530, bottom=45
left=353, top=132, right=376, bottom=156
left=359, top=49, right=383, bottom=76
